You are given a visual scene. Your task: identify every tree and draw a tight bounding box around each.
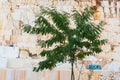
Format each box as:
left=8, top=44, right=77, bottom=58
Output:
left=23, top=6, right=106, bottom=80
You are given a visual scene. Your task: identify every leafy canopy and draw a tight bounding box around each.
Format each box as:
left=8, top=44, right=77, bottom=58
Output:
left=23, top=6, right=106, bottom=72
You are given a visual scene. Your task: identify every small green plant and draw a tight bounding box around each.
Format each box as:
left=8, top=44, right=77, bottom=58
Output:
left=23, top=6, right=107, bottom=80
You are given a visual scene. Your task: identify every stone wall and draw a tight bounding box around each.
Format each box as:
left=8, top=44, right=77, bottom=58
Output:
left=0, top=0, right=120, bottom=59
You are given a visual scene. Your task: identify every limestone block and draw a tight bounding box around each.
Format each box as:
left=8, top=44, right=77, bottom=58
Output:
left=7, top=58, right=26, bottom=68
left=107, top=18, right=119, bottom=25
left=0, top=31, right=4, bottom=38
left=104, top=7, right=110, bottom=14
left=1, top=30, right=12, bottom=36
left=101, top=1, right=109, bottom=7
left=0, top=18, right=2, bottom=30
left=107, top=33, right=117, bottom=43
left=114, top=45, right=120, bottom=53
left=101, top=44, right=111, bottom=52
left=115, top=34, right=120, bottom=43
left=29, top=47, right=37, bottom=54
left=12, top=10, right=21, bottom=20
left=27, top=35, right=37, bottom=42
left=0, top=46, right=19, bottom=58
left=101, top=32, right=109, bottom=39
left=117, top=2, right=120, bottom=7
left=13, top=0, right=35, bottom=4
left=17, top=42, right=27, bottom=47
left=4, top=35, right=11, bottom=41
left=10, top=35, right=18, bottom=43
left=109, top=26, right=120, bottom=33
left=0, top=58, right=7, bottom=68
left=12, top=29, right=22, bottom=35
left=27, top=43, right=37, bottom=47
left=0, top=35, right=3, bottom=41
left=36, top=46, right=42, bottom=54
left=17, top=36, right=28, bottom=43
left=17, top=42, right=36, bottom=48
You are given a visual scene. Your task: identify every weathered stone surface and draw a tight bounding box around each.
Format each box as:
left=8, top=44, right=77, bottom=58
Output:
left=0, top=0, right=120, bottom=58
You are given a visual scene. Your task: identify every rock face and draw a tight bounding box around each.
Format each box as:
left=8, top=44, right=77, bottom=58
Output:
left=0, top=0, right=120, bottom=58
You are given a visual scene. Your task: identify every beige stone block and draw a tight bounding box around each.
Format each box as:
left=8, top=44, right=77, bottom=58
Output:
left=27, top=43, right=37, bottom=47
left=14, top=0, right=34, bottom=4
left=102, top=44, right=111, bottom=52
left=101, top=32, right=109, bottom=39
left=0, top=30, right=3, bottom=35
left=0, top=20, right=2, bottom=30
left=17, top=42, right=25, bottom=47
left=4, top=35, right=10, bottom=41
left=0, top=4, right=3, bottom=29
left=10, top=35, right=18, bottom=43
left=36, top=46, right=42, bottom=53
left=29, top=47, right=37, bottom=54
left=2, top=30, right=12, bottom=35
left=5, top=40, right=10, bottom=46
left=12, top=29, right=22, bottom=35
left=17, top=42, right=36, bottom=48
left=116, top=34, right=120, bottom=43
left=93, top=71, right=100, bottom=80
left=0, top=35, right=3, bottom=41
left=27, top=35, right=37, bottom=42
left=2, top=35, right=5, bottom=41
left=17, top=36, right=28, bottom=43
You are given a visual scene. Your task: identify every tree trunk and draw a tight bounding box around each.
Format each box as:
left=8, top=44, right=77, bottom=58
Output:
left=71, top=61, right=75, bottom=80
left=78, top=61, right=84, bottom=80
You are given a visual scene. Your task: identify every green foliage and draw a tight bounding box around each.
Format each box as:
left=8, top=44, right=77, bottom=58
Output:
left=23, top=6, right=107, bottom=72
